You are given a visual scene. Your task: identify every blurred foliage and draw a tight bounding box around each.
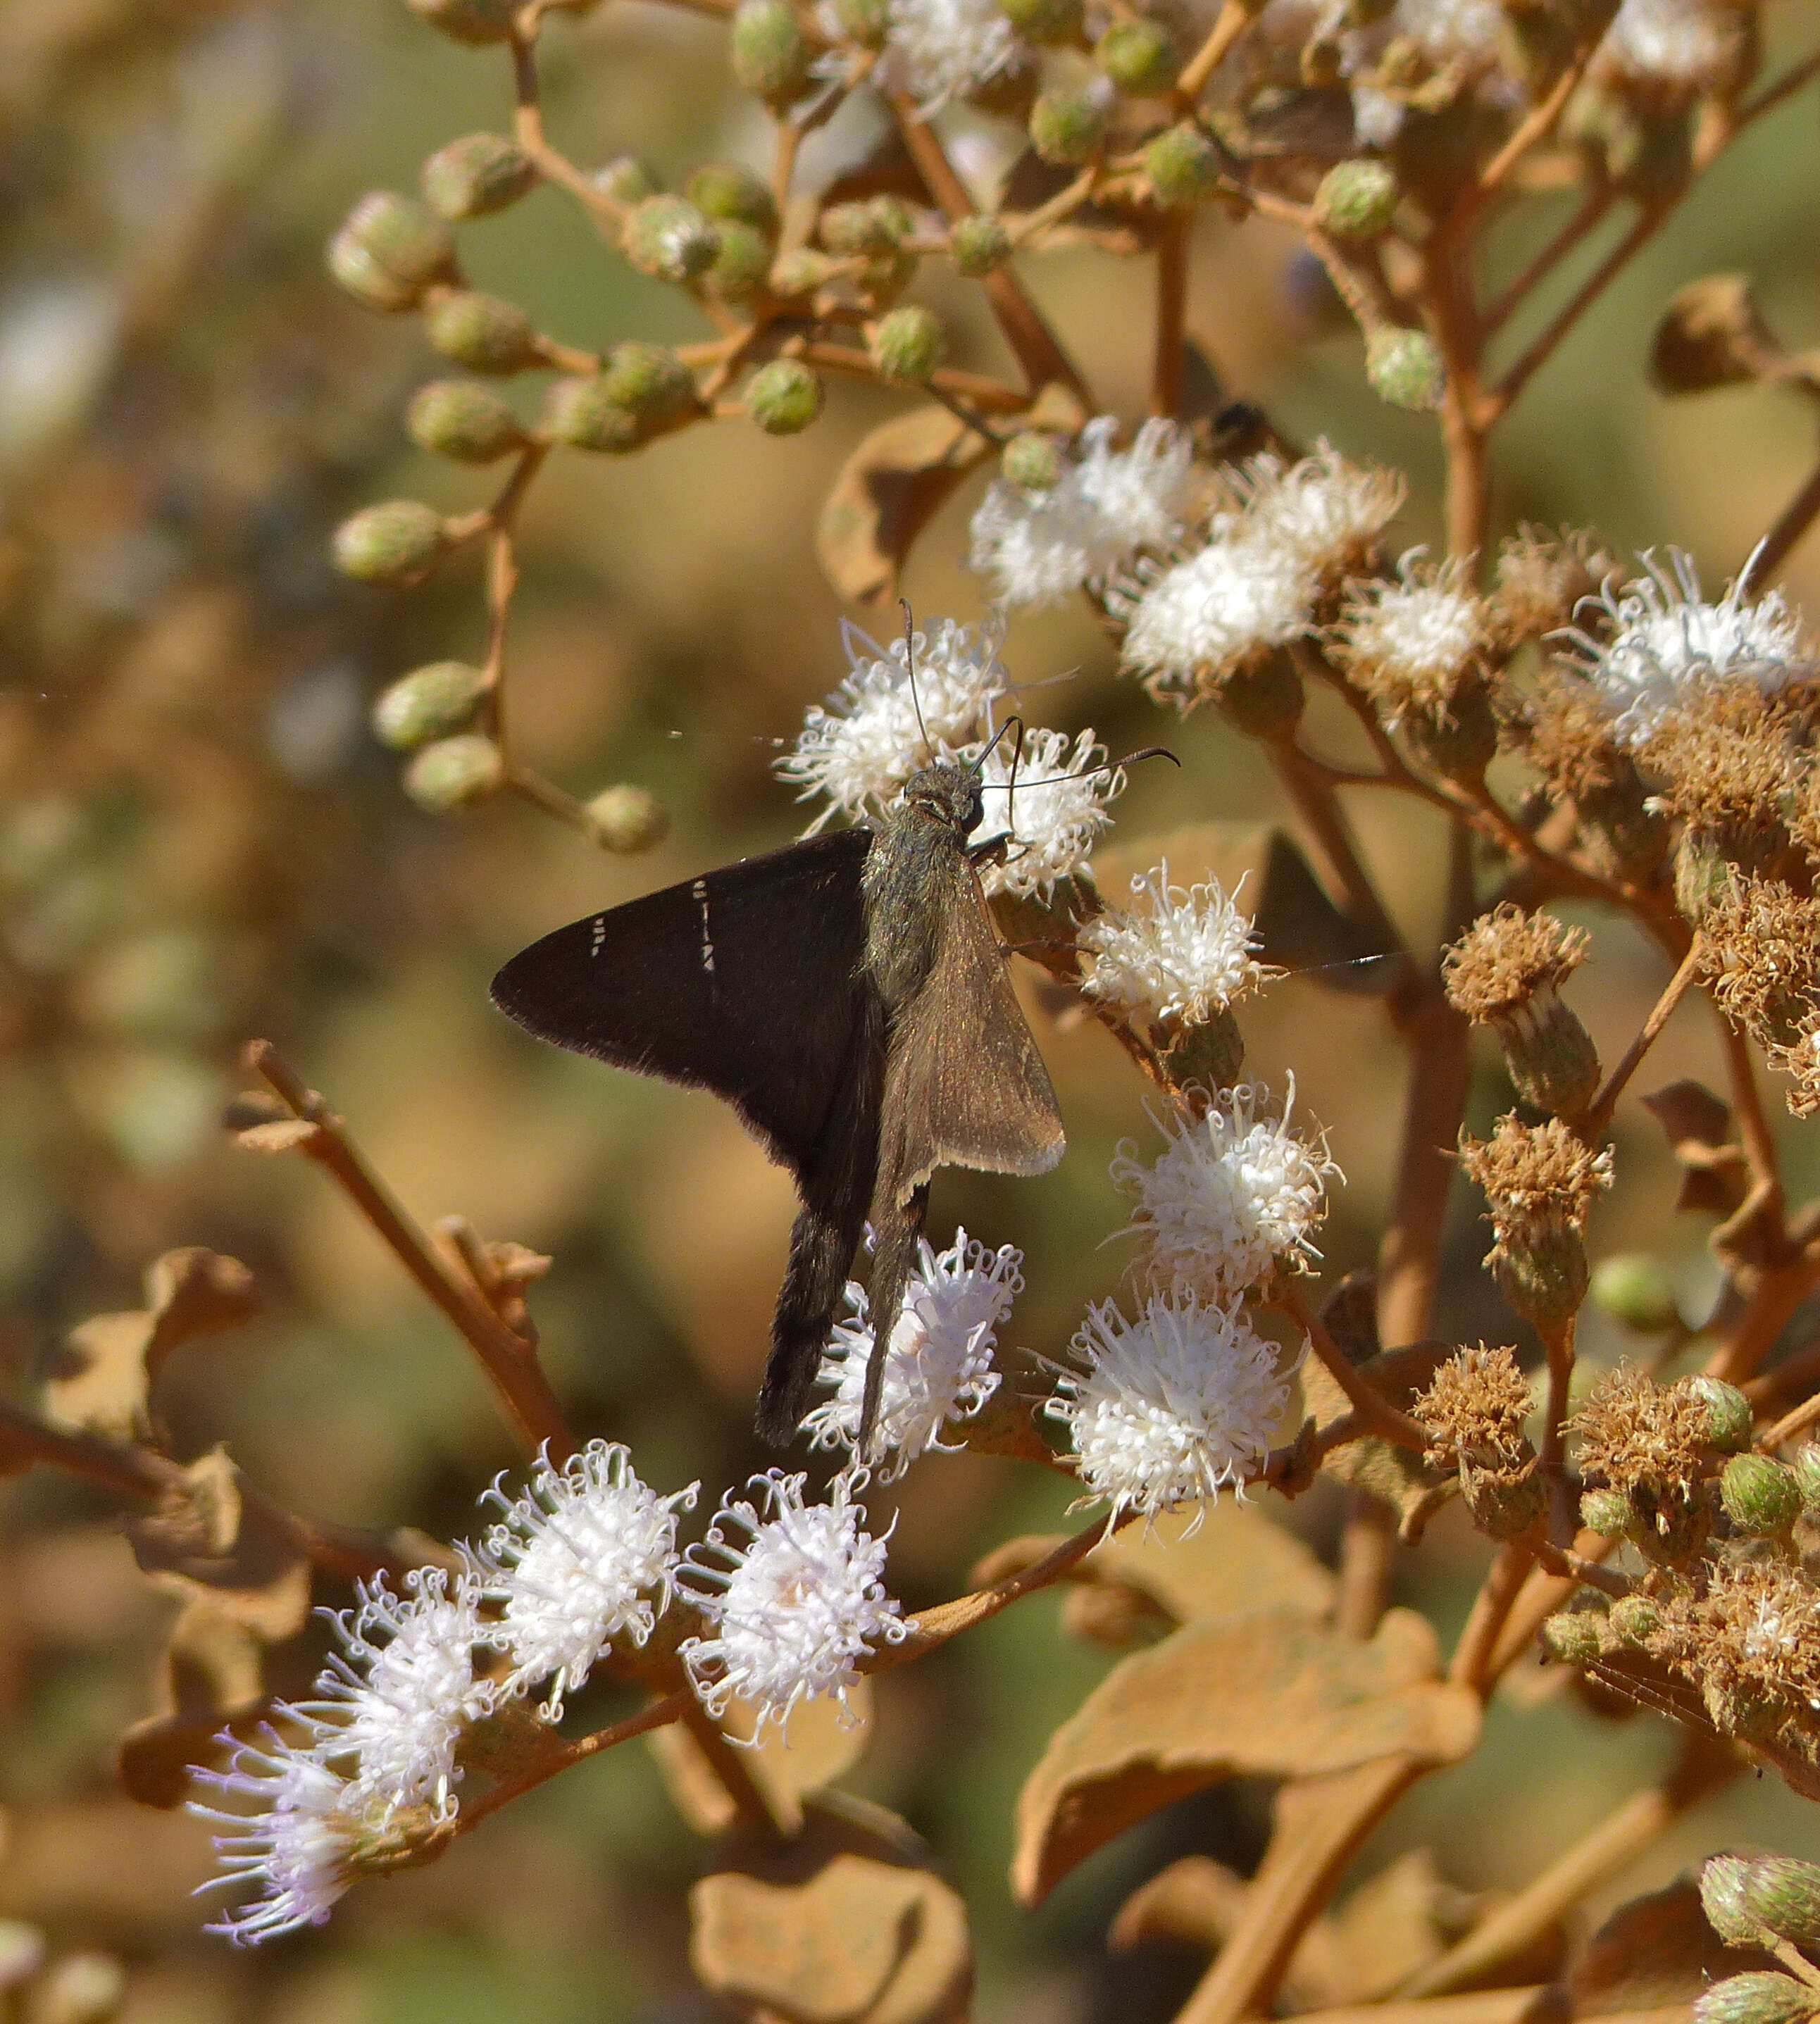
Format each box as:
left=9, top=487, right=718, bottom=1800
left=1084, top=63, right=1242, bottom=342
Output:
left=4, top=1, right=1820, bottom=2020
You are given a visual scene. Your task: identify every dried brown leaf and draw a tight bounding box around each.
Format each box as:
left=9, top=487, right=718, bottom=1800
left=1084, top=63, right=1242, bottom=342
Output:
left=1303, top=1343, right=1457, bottom=1539
left=691, top=1798, right=970, bottom=2024
left=1640, top=1082, right=1748, bottom=1220
left=1570, top=1877, right=1779, bottom=2018
left=816, top=407, right=992, bottom=608
left=125, top=1447, right=311, bottom=1642
left=648, top=1682, right=875, bottom=1837
left=1110, top=1854, right=1247, bottom=1954
left=1012, top=1609, right=1481, bottom=1906
left=118, top=1599, right=268, bottom=1809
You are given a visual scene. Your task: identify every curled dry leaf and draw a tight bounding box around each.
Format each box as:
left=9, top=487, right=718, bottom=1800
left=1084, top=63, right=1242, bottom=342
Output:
left=647, top=1679, right=876, bottom=1837
left=46, top=1248, right=258, bottom=1444
left=118, top=1600, right=268, bottom=1809
left=1302, top=1342, right=1457, bottom=1541
left=816, top=405, right=994, bottom=608
left=1012, top=1608, right=1481, bottom=1907
left=690, top=1797, right=971, bottom=2024
left=1571, top=1877, right=1780, bottom=2017
left=1640, top=1081, right=1749, bottom=1222
left=125, top=1447, right=311, bottom=1644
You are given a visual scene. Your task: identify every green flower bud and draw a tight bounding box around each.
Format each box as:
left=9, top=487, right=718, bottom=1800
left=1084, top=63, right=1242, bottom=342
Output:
left=426, top=291, right=540, bottom=375
left=540, top=377, right=640, bottom=454
left=1491, top=1225, right=1588, bottom=1333
left=820, top=196, right=911, bottom=254
left=1463, top=1462, right=1547, bottom=1540
left=405, top=379, right=526, bottom=462
left=1366, top=327, right=1446, bottom=411
left=1589, top=1253, right=1681, bottom=1335
left=328, top=192, right=456, bottom=310
left=1694, top=1973, right=1818, bottom=2024
left=420, top=133, right=538, bottom=218
left=744, top=358, right=823, bottom=434
left=868, top=304, right=946, bottom=383
left=1793, top=1444, right=1820, bottom=1513
left=372, top=662, right=490, bottom=749
left=1719, top=1451, right=1802, bottom=1537
left=731, top=0, right=810, bottom=106
left=769, top=247, right=837, bottom=298
left=1578, top=1485, right=1636, bottom=1538
left=1313, top=158, right=1399, bottom=239
left=1213, top=653, right=1306, bottom=740
left=594, top=155, right=660, bottom=206
left=1030, top=89, right=1106, bottom=165
left=404, top=0, right=516, bottom=44
left=685, top=163, right=779, bottom=234
left=830, top=0, right=890, bottom=44
left=1681, top=1374, right=1753, bottom=1453
left=404, top=734, right=505, bottom=811
left=1540, top=1609, right=1604, bottom=1666
left=1702, top=1856, right=1770, bottom=1948
left=1605, top=1592, right=1659, bottom=1646
left=1002, top=430, right=1064, bottom=489
left=1500, top=994, right=1602, bottom=1119
left=949, top=214, right=1011, bottom=276
left=1145, top=123, right=1222, bottom=205
left=586, top=783, right=671, bottom=852
left=332, top=501, right=449, bottom=585
left=623, top=195, right=719, bottom=282
left=1096, top=17, right=1177, bottom=92
left=999, top=0, right=1082, bottom=43
left=1159, top=1009, right=1245, bottom=1094
left=599, top=341, right=700, bottom=431
left=707, top=218, right=775, bottom=304
left=1739, top=1859, right=1820, bottom=1953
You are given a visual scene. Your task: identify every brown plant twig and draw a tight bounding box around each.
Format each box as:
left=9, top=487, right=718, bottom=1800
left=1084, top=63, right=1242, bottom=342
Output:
left=1583, top=939, right=1702, bottom=1135
left=796, top=341, right=1030, bottom=413
left=1175, top=0, right=1252, bottom=103
left=1751, top=451, right=1820, bottom=583
left=1396, top=1732, right=1737, bottom=1998
left=1758, top=1385, right=1820, bottom=1454
left=1274, top=1283, right=1434, bottom=1454
left=1448, top=1541, right=1538, bottom=1694
left=242, top=1040, right=575, bottom=1463
left=1480, top=188, right=1613, bottom=338
left=1713, top=1015, right=1788, bottom=1239
left=455, top=1689, right=691, bottom=1832
left=1280, top=1996, right=1556, bottom=2024
left=1334, top=1492, right=1398, bottom=1639
left=1152, top=208, right=1190, bottom=420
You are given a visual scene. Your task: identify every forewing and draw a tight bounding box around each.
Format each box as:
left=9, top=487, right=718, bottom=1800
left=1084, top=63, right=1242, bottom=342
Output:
left=490, top=829, right=874, bottom=1180
left=875, top=854, right=1065, bottom=1207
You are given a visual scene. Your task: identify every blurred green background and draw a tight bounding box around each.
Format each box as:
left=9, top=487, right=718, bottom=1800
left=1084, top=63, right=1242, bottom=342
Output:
left=4, top=1, right=1820, bottom=2018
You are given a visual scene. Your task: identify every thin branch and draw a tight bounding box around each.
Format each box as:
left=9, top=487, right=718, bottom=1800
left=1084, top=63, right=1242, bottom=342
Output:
left=455, top=1690, right=690, bottom=1832
left=242, top=1040, right=575, bottom=1463
left=1481, top=188, right=1613, bottom=338
left=1274, top=1283, right=1434, bottom=1453
left=1750, top=451, right=1820, bottom=583
left=1583, top=939, right=1702, bottom=1135
left=1152, top=208, right=1190, bottom=420
left=1714, top=1016, right=1787, bottom=1234
left=797, top=340, right=1030, bottom=413
left=1447, top=1541, right=1537, bottom=1694
left=1175, top=0, right=1252, bottom=103
left=1758, top=1385, right=1820, bottom=1454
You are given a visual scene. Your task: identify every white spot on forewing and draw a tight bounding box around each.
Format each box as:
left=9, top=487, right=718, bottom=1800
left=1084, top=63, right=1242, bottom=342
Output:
left=590, top=914, right=606, bottom=958
left=692, top=877, right=715, bottom=973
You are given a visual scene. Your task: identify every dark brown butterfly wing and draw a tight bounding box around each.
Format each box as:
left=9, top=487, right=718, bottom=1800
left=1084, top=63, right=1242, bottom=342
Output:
left=490, top=829, right=875, bottom=1182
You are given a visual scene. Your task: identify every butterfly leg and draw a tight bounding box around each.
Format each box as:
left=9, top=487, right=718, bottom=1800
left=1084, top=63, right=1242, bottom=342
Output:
left=856, top=1180, right=930, bottom=1461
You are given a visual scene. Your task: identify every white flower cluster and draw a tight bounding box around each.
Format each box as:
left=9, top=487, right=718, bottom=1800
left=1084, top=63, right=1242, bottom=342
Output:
left=1559, top=545, right=1817, bottom=750
left=1081, top=861, right=1274, bottom=1029
left=805, top=1227, right=1022, bottom=1474
left=1047, top=1081, right=1338, bottom=1521
left=193, top=1443, right=697, bottom=1944
left=678, top=1470, right=907, bottom=1735
left=1112, top=444, right=1402, bottom=706
left=1594, top=0, right=1745, bottom=103
left=779, top=613, right=1124, bottom=893
left=969, top=418, right=1197, bottom=610
left=876, top=0, right=1023, bottom=110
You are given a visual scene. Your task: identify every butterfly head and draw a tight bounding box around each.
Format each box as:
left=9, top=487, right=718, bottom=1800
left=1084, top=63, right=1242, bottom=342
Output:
left=902, top=758, right=984, bottom=841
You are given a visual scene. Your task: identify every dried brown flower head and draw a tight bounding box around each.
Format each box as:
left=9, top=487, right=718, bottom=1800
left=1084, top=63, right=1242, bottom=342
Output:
left=1443, top=905, right=1590, bottom=1023
left=1414, top=1342, right=1533, bottom=1469
left=1502, top=661, right=1637, bottom=804
left=1330, top=551, right=1489, bottom=725
left=1636, top=678, right=1800, bottom=847
left=1647, top=1559, right=1820, bottom=1742
left=1766, top=1025, right=1820, bottom=1120
left=1457, top=1114, right=1612, bottom=1244
left=1489, top=525, right=1616, bottom=649
left=1572, top=1363, right=1711, bottom=1495
left=1694, top=874, right=1820, bottom=1050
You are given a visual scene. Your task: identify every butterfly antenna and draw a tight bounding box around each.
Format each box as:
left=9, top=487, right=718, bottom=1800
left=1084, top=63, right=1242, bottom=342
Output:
left=1010, top=744, right=1183, bottom=789
left=898, top=596, right=933, bottom=763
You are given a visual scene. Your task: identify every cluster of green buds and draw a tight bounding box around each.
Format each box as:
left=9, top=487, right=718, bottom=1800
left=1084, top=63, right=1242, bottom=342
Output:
left=1698, top=1856, right=1820, bottom=2024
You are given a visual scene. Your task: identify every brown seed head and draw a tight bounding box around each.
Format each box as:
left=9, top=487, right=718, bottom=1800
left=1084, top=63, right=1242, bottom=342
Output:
left=1694, top=874, right=1820, bottom=1050
left=1636, top=678, right=1800, bottom=841
left=1503, top=661, right=1636, bottom=804
left=1490, top=525, right=1616, bottom=649
left=1414, top=1342, right=1535, bottom=1470
left=1645, top=1558, right=1820, bottom=1737
left=1572, top=1363, right=1712, bottom=1495
left=1458, top=1113, right=1612, bottom=1247
left=1443, top=904, right=1590, bottom=1024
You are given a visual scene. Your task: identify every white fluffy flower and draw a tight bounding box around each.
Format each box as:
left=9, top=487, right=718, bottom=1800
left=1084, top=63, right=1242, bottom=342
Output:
left=1111, top=1080, right=1338, bottom=1297
left=1559, top=546, right=1816, bottom=751
left=305, top=1568, right=492, bottom=1816
left=1596, top=0, right=1742, bottom=99
left=470, top=1442, right=699, bottom=1718
left=969, top=418, right=1197, bottom=608
left=1045, top=1289, right=1296, bottom=1518
left=1233, top=444, right=1404, bottom=586
left=1080, top=861, right=1273, bottom=1027
left=1388, top=0, right=1507, bottom=63
left=879, top=0, right=1023, bottom=108
left=1116, top=525, right=1319, bottom=704
left=778, top=615, right=1009, bottom=823
left=804, top=1228, right=1021, bottom=1473
left=678, top=1471, right=906, bottom=1735
left=189, top=1728, right=364, bottom=1944
left=1333, top=550, right=1488, bottom=720
left=972, top=725, right=1120, bottom=896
